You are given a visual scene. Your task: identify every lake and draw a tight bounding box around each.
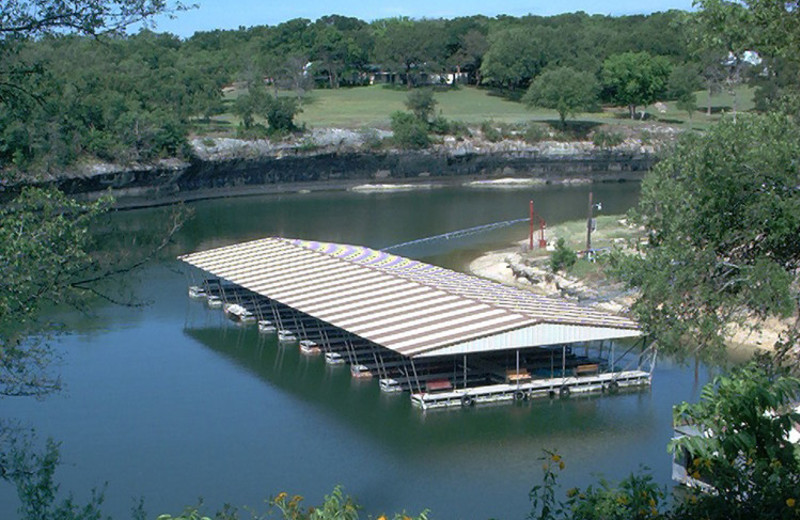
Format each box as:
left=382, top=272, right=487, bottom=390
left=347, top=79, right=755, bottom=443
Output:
left=0, top=183, right=714, bottom=520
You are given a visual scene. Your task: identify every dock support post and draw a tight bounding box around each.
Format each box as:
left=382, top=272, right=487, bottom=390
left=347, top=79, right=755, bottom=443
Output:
left=561, top=345, right=566, bottom=378
left=410, top=358, right=423, bottom=394
left=463, top=354, right=467, bottom=389
left=516, top=350, right=520, bottom=389
left=611, top=342, right=615, bottom=374
left=375, top=350, right=388, bottom=380
left=344, top=335, right=357, bottom=365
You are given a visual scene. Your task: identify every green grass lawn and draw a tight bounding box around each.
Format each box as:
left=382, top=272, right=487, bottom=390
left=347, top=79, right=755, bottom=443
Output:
left=650, top=84, right=756, bottom=130
left=201, top=83, right=756, bottom=135
left=295, top=85, right=536, bottom=128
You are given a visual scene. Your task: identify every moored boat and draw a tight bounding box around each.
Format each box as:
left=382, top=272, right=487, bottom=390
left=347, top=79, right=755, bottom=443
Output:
left=325, top=351, right=345, bottom=365
left=188, top=285, right=207, bottom=299
left=278, top=330, right=297, bottom=344
left=350, top=364, right=373, bottom=378
left=258, top=320, right=277, bottom=334
left=299, top=340, right=321, bottom=355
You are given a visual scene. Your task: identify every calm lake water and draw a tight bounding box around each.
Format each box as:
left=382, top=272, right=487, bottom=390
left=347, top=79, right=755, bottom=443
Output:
left=0, top=183, right=714, bottom=520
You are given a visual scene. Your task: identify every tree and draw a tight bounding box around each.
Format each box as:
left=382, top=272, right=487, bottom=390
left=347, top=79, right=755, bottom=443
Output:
left=452, top=28, right=488, bottom=84
left=0, top=0, right=190, bottom=500
left=601, top=51, right=672, bottom=119
left=668, top=64, right=702, bottom=125
left=692, top=0, right=800, bottom=116
left=262, top=94, right=302, bottom=134
left=525, top=361, right=799, bottom=520
left=609, top=113, right=800, bottom=359
left=523, top=66, right=598, bottom=127
left=404, top=88, right=437, bottom=123
left=480, top=26, right=547, bottom=92
left=311, top=24, right=348, bottom=89
left=669, top=360, right=800, bottom=520
left=0, top=0, right=188, bottom=103
left=697, top=48, right=727, bottom=115
left=372, top=18, right=446, bottom=89
left=690, top=1, right=762, bottom=121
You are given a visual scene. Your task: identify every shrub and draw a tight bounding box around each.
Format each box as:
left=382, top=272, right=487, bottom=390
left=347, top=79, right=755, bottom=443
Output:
left=592, top=129, right=625, bottom=149
left=429, top=115, right=451, bottom=135
left=236, top=123, right=269, bottom=140
left=447, top=120, right=471, bottom=138
left=405, top=89, right=437, bottom=123
left=264, top=95, right=303, bottom=135
left=524, top=123, right=549, bottom=144
left=359, top=127, right=384, bottom=149
left=390, top=111, right=430, bottom=149
left=550, top=237, right=577, bottom=273
left=480, top=121, right=502, bottom=142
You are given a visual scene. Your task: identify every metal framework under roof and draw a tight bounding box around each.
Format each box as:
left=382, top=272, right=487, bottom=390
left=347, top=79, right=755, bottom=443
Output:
left=179, top=237, right=640, bottom=358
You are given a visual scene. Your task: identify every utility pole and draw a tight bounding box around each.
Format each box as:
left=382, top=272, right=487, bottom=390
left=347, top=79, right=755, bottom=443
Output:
left=529, top=200, right=534, bottom=250
left=586, top=191, right=593, bottom=251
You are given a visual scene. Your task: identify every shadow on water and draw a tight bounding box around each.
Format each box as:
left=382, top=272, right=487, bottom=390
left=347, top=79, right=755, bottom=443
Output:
left=184, top=323, right=660, bottom=460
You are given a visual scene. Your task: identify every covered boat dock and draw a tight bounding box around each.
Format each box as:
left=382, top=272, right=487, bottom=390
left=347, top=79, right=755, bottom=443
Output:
left=179, top=237, right=654, bottom=410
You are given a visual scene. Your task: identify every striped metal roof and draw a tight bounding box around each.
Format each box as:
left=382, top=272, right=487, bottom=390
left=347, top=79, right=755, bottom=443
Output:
left=179, top=237, right=640, bottom=357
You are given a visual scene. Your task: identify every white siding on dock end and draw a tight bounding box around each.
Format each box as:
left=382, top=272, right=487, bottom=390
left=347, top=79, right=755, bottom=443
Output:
left=411, top=323, right=642, bottom=357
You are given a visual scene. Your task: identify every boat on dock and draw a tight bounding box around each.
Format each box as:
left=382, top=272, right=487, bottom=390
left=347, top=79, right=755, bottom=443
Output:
left=299, top=340, right=321, bottom=355
left=379, top=378, right=403, bottom=393
left=278, top=330, right=297, bottom=344
left=325, top=351, right=345, bottom=365
left=206, top=295, right=223, bottom=308
left=350, top=364, right=373, bottom=378
left=188, top=285, right=207, bottom=299
left=258, top=320, right=277, bottom=334
left=223, top=303, right=255, bottom=324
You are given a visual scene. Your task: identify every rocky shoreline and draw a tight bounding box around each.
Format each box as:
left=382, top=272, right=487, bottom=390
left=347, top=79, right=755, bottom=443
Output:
left=469, top=238, right=791, bottom=357
left=468, top=243, right=634, bottom=314
left=5, top=128, right=661, bottom=208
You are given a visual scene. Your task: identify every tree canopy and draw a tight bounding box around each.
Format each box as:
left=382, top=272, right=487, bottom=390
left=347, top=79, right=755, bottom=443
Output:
left=602, top=51, right=672, bottom=118
left=611, top=112, right=800, bottom=359
left=523, top=66, right=598, bottom=126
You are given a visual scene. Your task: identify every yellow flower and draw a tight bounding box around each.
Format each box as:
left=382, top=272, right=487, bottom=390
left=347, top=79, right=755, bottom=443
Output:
left=551, top=454, right=562, bottom=463
left=566, top=488, right=578, bottom=498
left=276, top=492, right=288, bottom=502
left=787, top=498, right=796, bottom=508
left=649, top=498, right=656, bottom=507
left=691, top=471, right=701, bottom=479
left=558, top=461, right=565, bottom=470
left=377, top=516, right=387, bottom=520
left=292, top=495, right=303, bottom=503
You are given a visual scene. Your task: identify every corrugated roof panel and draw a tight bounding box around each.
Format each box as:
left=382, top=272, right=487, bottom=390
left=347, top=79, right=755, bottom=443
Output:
left=179, top=236, right=639, bottom=357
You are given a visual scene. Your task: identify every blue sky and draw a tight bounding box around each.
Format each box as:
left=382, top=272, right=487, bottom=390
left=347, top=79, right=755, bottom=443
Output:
left=150, top=0, right=696, bottom=37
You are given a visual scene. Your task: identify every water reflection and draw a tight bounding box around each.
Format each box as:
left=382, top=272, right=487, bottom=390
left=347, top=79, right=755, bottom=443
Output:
left=0, top=182, right=724, bottom=520
left=185, top=321, right=660, bottom=460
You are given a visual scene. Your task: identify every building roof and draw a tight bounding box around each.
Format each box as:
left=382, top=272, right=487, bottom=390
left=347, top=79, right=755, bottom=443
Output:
left=179, top=237, right=640, bottom=358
